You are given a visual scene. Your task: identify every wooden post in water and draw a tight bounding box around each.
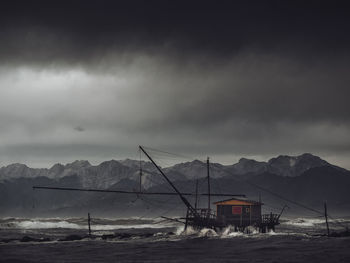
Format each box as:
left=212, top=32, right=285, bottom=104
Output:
left=324, top=202, right=330, bottom=237
left=88, top=213, right=92, bottom=237
left=184, top=208, right=189, bottom=231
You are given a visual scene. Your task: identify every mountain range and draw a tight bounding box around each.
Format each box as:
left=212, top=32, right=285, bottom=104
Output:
left=0, top=153, right=349, bottom=217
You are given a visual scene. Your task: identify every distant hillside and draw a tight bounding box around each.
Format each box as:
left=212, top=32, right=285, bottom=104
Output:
left=225, top=153, right=332, bottom=177
left=0, top=153, right=349, bottom=217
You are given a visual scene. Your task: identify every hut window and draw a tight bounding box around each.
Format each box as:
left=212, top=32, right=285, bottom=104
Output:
left=232, top=206, right=242, bottom=214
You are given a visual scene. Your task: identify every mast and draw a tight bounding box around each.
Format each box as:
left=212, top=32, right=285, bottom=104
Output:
left=207, top=157, right=210, bottom=215
left=139, top=169, right=142, bottom=192
left=194, top=179, right=199, bottom=210
left=139, top=149, right=142, bottom=192
left=139, top=146, right=197, bottom=215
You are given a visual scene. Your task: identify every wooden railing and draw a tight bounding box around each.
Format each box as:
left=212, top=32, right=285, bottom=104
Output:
left=261, top=213, right=280, bottom=224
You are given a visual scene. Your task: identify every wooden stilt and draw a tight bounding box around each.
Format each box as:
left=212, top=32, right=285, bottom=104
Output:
left=184, top=208, right=189, bottom=231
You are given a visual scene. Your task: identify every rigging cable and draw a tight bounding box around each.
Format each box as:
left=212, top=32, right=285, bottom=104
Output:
left=141, top=146, right=197, bottom=161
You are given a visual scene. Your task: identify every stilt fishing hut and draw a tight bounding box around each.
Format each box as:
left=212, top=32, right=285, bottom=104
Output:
left=215, top=198, right=262, bottom=230
left=214, top=198, right=284, bottom=232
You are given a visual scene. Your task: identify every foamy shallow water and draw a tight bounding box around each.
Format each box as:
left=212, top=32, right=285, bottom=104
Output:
left=0, top=217, right=175, bottom=231
left=284, top=218, right=326, bottom=227
left=12, top=220, right=173, bottom=230
left=1, top=216, right=349, bottom=235
left=1, top=217, right=350, bottom=262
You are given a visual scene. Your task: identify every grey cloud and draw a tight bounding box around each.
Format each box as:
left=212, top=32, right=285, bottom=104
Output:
left=0, top=1, right=350, bottom=169
left=0, top=51, right=350, bottom=169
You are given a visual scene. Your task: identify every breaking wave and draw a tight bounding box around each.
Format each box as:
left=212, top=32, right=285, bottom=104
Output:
left=16, top=220, right=81, bottom=229
left=174, top=225, right=288, bottom=239
left=284, top=218, right=325, bottom=227
left=0, top=218, right=176, bottom=230
left=1, top=216, right=348, bottom=240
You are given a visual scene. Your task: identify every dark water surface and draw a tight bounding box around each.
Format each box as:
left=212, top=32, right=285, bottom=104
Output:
left=1, top=217, right=350, bottom=262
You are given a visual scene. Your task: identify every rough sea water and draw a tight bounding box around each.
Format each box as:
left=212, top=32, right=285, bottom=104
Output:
left=1, top=216, right=350, bottom=262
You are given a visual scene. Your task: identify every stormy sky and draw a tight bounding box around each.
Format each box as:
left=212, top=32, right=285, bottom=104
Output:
left=1, top=0, right=350, bottom=168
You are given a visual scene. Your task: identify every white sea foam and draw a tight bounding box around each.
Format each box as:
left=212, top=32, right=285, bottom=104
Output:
left=89, top=223, right=171, bottom=230
left=199, top=228, right=218, bottom=237
left=220, top=226, right=261, bottom=238
left=1, top=219, right=174, bottom=230
left=177, top=225, right=273, bottom=239
left=15, top=220, right=81, bottom=229
left=221, top=227, right=245, bottom=238
left=176, top=226, right=196, bottom=235
left=284, top=218, right=325, bottom=227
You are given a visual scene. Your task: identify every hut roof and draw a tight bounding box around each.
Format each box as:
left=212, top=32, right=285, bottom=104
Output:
left=214, top=197, right=263, bottom=206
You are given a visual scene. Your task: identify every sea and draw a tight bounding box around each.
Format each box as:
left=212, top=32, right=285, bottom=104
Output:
left=0, top=216, right=350, bottom=262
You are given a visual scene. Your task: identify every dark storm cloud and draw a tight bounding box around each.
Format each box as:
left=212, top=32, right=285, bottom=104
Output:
left=0, top=0, right=350, bottom=168
left=1, top=0, right=350, bottom=65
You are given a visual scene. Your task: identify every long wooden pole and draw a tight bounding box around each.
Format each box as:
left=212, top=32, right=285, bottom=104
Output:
left=139, top=146, right=196, bottom=215
left=33, top=186, right=243, bottom=197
